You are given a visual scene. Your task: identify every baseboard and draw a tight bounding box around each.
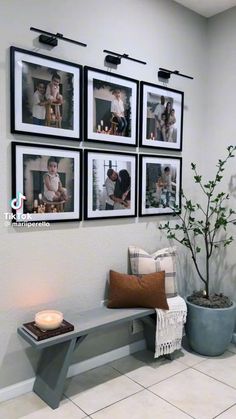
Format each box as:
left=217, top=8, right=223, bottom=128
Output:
left=0, top=339, right=146, bottom=404
left=232, top=332, right=236, bottom=344
left=0, top=378, right=34, bottom=404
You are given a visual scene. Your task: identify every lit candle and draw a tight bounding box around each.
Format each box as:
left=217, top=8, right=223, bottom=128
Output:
left=101, top=120, right=104, bottom=127
left=105, top=126, right=108, bottom=132
left=150, top=132, right=153, bottom=139
left=35, top=310, right=63, bottom=330
left=97, top=124, right=101, bottom=132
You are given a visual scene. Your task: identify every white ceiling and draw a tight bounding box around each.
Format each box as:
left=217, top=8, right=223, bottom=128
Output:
left=174, top=0, right=236, bottom=17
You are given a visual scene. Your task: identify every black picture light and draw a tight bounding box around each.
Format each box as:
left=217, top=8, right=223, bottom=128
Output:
left=104, top=50, right=146, bottom=66
left=158, top=67, right=194, bottom=80
left=105, top=55, right=121, bottom=65
left=30, top=27, right=87, bottom=48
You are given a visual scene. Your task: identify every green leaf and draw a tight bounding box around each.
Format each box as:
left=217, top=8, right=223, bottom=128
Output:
left=194, top=175, right=202, bottom=183
left=167, top=233, right=176, bottom=239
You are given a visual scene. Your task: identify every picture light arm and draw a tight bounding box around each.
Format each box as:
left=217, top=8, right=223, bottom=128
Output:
left=30, top=27, right=87, bottom=48
left=104, top=50, right=147, bottom=65
left=158, top=67, right=194, bottom=80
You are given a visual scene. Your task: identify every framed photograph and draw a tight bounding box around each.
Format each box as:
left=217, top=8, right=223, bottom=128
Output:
left=84, top=149, right=137, bottom=220
left=139, top=154, right=182, bottom=216
left=10, top=47, right=82, bottom=140
left=12, top=142, right=82, bottom=223
left=140, top=82, right=184, bottom=150
left=84, top=66, right=138, bottom=146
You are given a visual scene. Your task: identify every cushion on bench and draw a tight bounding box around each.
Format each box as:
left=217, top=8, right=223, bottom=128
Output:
left=128, top=246, right=177, bottom=298
left=107, top=270, right=169, bottom=310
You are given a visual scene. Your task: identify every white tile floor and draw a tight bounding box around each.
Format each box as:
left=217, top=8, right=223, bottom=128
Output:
left=1, top=342, right=236, bottom=419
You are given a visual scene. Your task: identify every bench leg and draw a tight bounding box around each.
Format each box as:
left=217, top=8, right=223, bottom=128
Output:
left=33, top=336, right=86, bottom=409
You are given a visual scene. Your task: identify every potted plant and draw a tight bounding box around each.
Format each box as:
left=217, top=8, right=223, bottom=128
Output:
left=159, top=145, right=236, bottom=356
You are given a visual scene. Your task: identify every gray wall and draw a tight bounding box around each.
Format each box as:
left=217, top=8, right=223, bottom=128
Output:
left=0, top=0, right=235, bottom=391
left=204, top=8, right=236, bottom=300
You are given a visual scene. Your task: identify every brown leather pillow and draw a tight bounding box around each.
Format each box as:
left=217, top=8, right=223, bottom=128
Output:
left=107, top=270, right=169, bottom=310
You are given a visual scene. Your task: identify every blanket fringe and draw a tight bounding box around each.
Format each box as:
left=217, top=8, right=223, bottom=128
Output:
left=154, top=296, right=187, bottom=358
left=155, top=338, right=183, bottom=357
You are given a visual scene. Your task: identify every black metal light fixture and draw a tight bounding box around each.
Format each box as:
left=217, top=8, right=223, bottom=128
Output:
left=158, top=67, right=194, bottom=81
left=30, top=27, right=87, bottom=48
left=104, top=49, right=147, bottom=66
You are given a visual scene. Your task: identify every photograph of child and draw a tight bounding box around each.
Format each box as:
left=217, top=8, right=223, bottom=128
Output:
left=22, top=154, right=74, bottom=214
left=139, top=155, right=182, bottom=216
left=32, top=82, right=47, bottom=126
left=145, top=163, right=176, bottom=209
left=22, top=62, right=71, bottom=130
left=43, top=157, right=68, bottom=203
left=85, top=67, right=138, bottom=146
left=92, top=79, right=131, bottom=137
left=11, top=47, right=81, bottom=139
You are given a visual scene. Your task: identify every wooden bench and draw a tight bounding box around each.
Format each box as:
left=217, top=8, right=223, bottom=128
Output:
left=18, top=306, right=155, bottom=409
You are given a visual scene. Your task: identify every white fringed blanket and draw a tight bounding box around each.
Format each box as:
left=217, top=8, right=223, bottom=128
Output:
left=155, top=296, right=187, bottom=358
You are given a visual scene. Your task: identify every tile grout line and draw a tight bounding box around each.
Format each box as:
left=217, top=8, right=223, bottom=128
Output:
left=63, top=363, right=145, bottom=416
left=175, top=357, right=210, bottom=367
left=110, top=360, right=190, bottom=389
left=147, top=386, right=196, bottom=419
left=110, top=363, right=199, bottom=418
left=192, top=365, right=236, bottom=392
left=63, top=393, right=89, bottom=418
left=213, top=402, right=236, bottom=418
left=62, top=349, right=236, bottom=417
left=147, top=365, right=190, bottom=386
left=110, top=364, right=147, bottom=390
left=227, top=348, right=236, bottom=355
left=80, top=388, right=145, bottom=417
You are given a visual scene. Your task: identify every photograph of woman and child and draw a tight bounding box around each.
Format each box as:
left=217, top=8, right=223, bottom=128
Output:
left=85, top=151, right=136, bottom=219
left=22, top=62, right=74, bottom=130
left=141, top=83, right=183, bottom=150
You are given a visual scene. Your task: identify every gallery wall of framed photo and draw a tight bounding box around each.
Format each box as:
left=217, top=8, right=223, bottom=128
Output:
left=10, top=45, right=184, bottom=223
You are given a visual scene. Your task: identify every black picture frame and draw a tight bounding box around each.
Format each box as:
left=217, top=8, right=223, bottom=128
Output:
left=12, top=142, right=82, bottom=223
left=84, top=66, right=139, bottom=147
left=84, top=149, right=137, bottom=220
left=139, top=154, right=182, bottom=216
left=140, top=81, right=184, bottom=151
left=10, top=46, right=82, bottom=140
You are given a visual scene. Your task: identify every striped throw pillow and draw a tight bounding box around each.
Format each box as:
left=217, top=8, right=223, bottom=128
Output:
left=128, top=246, right=177, bottom=298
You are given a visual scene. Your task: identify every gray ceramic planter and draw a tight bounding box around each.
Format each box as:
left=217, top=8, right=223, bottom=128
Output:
left=185, top=299, right=236, bottom=356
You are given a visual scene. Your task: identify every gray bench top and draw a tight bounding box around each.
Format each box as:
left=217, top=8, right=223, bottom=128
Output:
left=18, top=306, right=155, bottom=350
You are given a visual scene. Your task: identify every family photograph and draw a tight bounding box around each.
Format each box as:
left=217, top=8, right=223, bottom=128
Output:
left=21, top=61, right=74, bottom=130
left=91, top=157, right=132, bottom=211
